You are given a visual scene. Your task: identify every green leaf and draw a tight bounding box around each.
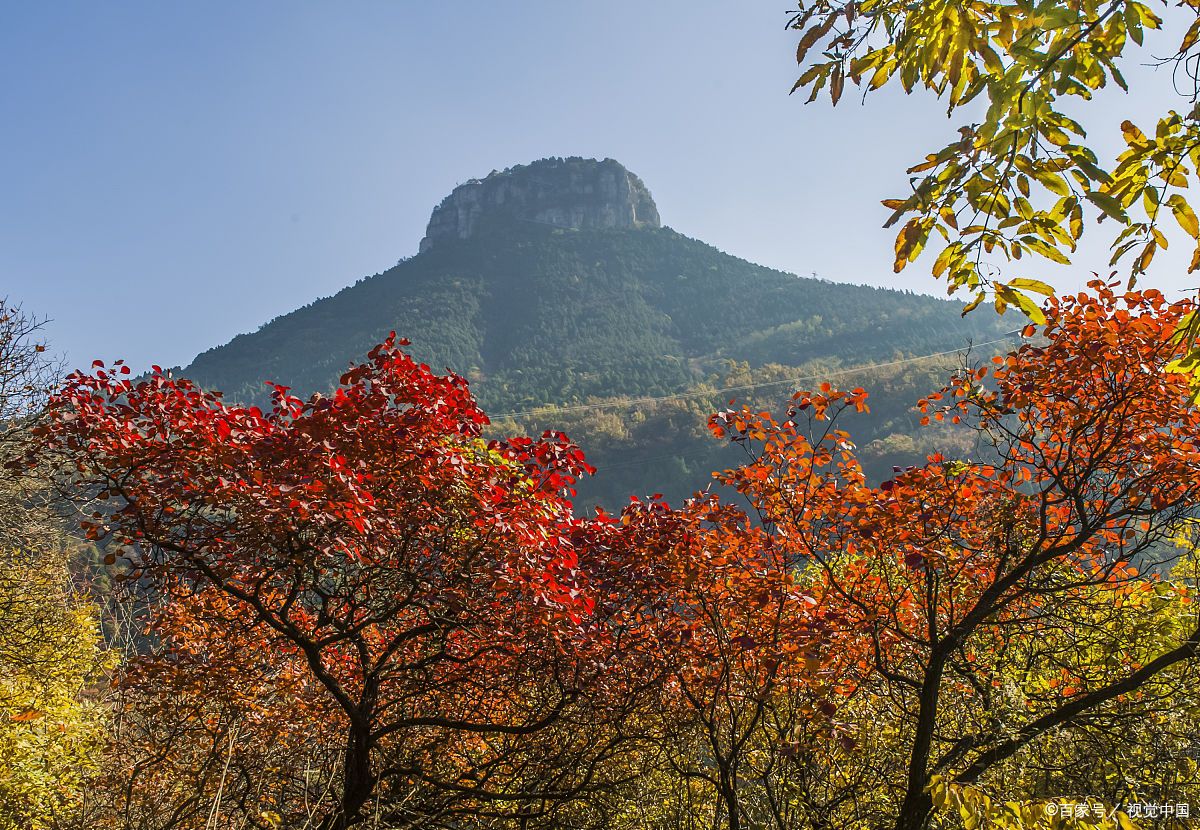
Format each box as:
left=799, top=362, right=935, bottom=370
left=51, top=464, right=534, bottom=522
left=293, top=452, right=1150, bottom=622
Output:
left=1086, top=190, right=1131, bottom=223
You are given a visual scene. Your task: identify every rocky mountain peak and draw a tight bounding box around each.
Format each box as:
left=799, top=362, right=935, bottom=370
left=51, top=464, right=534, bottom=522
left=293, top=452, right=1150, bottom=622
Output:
left=418, top=157, right=661, bottom=252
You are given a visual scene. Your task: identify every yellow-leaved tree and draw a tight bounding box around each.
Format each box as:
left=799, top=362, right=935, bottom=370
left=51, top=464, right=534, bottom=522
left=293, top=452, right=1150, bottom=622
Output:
left=0, top=546, right=107, bottom=830
left=787, top=0, right=1200, bottom=322
left=0, top=299, right=107, bottom=830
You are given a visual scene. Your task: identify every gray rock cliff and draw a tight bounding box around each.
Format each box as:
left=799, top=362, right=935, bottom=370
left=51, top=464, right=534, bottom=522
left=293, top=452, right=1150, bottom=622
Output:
left=419, top=157, right=661, bottom=252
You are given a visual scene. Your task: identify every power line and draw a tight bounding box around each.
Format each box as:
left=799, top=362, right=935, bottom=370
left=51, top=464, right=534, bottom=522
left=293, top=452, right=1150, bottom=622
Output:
left=491, top=332, right=1023, bottom=421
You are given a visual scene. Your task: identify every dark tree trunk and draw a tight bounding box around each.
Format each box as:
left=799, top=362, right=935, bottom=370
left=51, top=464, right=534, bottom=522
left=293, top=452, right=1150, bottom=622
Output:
left=717, top=762, right=740, bottom=830
left=329, top=724, right=376, bottom=830
left=892, top=651, right=946, bottom=830
left=893, top=790, right=934, bottom=830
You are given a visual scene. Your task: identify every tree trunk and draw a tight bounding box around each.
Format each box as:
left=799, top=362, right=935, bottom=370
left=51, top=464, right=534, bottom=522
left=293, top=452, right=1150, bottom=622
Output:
left=330, top=724, right=376, bottom=830
left=717, top=762, right=740, bottom=830
left=892, top=790, right=934, bottom=830
left=892, top=650, right=947, bottom=830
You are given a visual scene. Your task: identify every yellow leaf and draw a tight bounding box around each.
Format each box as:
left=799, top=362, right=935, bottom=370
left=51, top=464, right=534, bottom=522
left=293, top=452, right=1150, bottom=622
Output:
left=1135, top=240, right=1157, bottom=273
left=998, top=285, right=1047, bottom=324
left=1022, top=237, right=1072, bottom=264
left=1182, top=17, right=1200, bottom=52
left=1040, top=123, right=1071, bottom=146
left=1008, top=277, right=1055, bottom=296
left=1169, top=194, right=1200, bottom=238
left=1034, top=169, right=1071, bottom=197
left=893, top=219, right=923, bottom=272
left=961, top=293, right=984, bottom=315
left=869, top=62, right=892, bottom=89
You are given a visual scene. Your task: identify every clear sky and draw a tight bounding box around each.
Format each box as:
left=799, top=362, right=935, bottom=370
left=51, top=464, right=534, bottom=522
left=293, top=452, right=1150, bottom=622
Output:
left=2, top=2, right=1192, bottom=373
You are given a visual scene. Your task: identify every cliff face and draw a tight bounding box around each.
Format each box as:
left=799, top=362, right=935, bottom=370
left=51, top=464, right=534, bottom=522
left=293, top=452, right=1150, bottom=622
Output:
left=419, top=157, right=661, bottom=252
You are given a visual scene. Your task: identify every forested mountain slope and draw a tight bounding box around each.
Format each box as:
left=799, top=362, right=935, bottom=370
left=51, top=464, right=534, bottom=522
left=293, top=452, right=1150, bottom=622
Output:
left=179, top=159, right=1014, bottom=507
left=183, top=220, right=1007, bottom=411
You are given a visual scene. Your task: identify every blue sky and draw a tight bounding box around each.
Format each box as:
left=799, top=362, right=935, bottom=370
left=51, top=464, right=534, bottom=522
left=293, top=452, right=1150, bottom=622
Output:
left=2, top=2, right=1191, bottom=373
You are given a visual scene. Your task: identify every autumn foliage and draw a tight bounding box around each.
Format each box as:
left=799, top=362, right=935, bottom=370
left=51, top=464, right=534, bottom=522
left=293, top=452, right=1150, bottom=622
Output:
left=38, top=335, right=644, bottom=828
left=700, top=282, right=1200, bottom=828
left=25, top=283, right=1200, bottom=829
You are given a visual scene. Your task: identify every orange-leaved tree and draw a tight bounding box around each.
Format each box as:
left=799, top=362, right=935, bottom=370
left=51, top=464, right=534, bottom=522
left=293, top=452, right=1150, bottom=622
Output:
left=706, top=283, right=1200, bottom=829
left=572, top=450, right=870, bottom=830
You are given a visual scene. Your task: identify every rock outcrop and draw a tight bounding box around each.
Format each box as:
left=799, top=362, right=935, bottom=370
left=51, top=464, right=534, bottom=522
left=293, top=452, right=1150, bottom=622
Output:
left=419, top=157, right=661, bottom=252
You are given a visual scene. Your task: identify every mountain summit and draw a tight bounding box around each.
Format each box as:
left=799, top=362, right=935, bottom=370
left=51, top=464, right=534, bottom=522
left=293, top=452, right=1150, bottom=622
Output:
left=419, top=157, right=660, bottom=252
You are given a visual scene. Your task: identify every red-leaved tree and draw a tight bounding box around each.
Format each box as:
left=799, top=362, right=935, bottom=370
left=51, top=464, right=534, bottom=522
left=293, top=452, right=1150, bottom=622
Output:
left=38, top=335, right=653, bottom=830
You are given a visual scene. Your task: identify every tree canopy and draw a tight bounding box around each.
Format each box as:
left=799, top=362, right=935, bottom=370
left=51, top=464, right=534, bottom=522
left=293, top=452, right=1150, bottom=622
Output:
left=788, top=0, right=1200, bottom=320
left=32, top=282, right=1200, bottom=829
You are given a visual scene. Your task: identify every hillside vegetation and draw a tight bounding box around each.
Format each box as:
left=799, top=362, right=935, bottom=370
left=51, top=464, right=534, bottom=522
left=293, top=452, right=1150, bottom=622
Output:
left=181, top=219, right=1011, bottom=506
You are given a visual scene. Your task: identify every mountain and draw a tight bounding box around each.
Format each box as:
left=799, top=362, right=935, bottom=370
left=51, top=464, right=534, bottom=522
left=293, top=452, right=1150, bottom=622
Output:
left=180, top=157, right=1013, bottom=508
